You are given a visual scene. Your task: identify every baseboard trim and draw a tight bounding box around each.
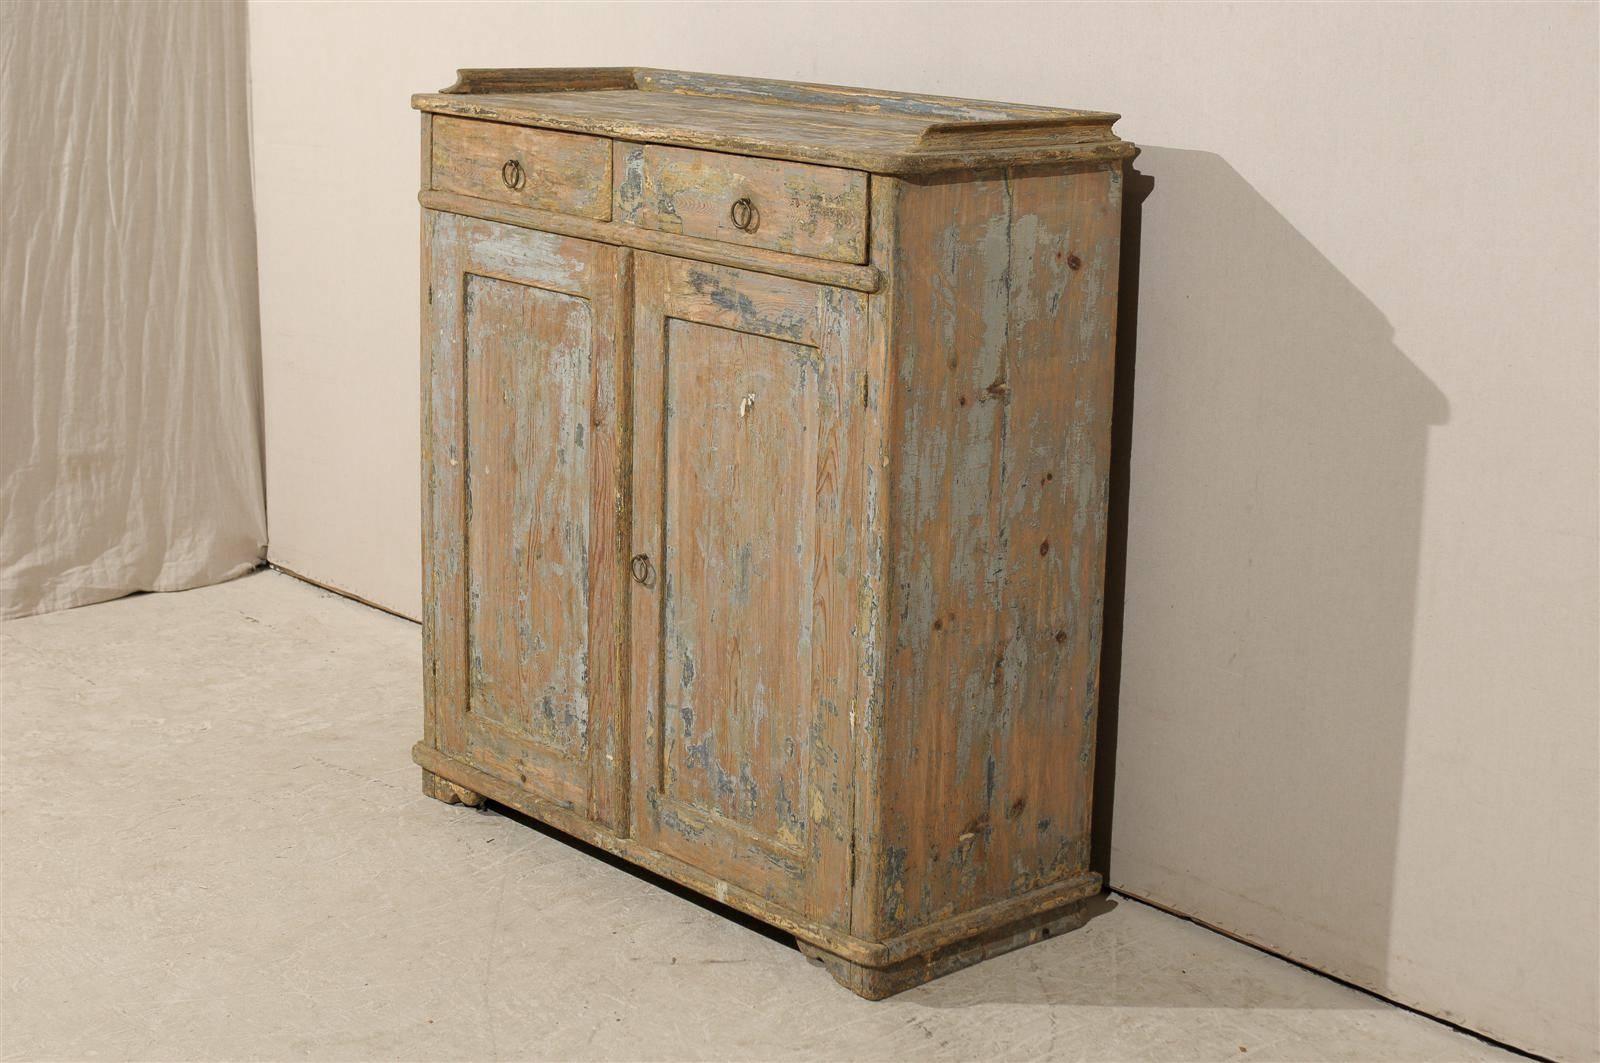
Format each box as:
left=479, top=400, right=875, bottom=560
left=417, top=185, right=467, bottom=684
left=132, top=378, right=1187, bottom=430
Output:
left=265, top=562, right=420, bottom=624
left=1110, top=889, right=1550, bottom=1062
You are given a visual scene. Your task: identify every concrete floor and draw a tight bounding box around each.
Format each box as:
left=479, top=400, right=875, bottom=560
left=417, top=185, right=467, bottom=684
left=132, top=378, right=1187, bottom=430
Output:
left=0, top=571, right=1519, bottom=1062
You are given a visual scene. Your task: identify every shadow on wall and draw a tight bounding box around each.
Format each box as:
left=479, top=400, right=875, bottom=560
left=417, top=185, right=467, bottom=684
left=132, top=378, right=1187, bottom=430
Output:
left=1092, top=147, right=1450, bottom=995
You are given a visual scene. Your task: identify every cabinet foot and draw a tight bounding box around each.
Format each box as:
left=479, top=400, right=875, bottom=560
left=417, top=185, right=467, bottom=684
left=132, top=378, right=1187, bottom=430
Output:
left=421, top=768, right=485, bottom=807
left=797, top=899, right=1091, bottom=1000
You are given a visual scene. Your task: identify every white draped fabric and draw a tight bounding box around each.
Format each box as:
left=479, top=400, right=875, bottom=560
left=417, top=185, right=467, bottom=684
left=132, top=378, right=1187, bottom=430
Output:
left=1, top=0, right=266, bottom=619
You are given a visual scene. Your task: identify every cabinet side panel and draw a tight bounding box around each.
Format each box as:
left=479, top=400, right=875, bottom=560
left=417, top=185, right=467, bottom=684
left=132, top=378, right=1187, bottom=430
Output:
left=989, top=166, right=1121, bottom=906
left=872, top=165, right=1121, bottom=937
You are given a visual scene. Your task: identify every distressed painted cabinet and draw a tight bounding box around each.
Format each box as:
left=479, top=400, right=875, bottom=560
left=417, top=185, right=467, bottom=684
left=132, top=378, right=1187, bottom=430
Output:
left=413, top=68, right=1132, bottom=997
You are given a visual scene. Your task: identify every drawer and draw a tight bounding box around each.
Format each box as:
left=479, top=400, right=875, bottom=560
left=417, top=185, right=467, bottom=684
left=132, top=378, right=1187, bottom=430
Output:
left=429, top=117, right=610, bottom=220
left=613, top=142, right=868, bottom=264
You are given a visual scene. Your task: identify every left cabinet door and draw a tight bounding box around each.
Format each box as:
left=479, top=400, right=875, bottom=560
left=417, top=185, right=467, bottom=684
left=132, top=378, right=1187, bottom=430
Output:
left=422, top=211, right=630, bottom=831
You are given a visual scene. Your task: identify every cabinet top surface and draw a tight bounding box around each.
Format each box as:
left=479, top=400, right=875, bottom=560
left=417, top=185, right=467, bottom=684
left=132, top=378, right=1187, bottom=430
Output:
left=413, top=67, right=1134, bottom=174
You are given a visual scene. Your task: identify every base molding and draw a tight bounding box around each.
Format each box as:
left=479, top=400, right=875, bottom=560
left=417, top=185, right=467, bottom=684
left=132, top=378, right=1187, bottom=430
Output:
left=799, top=900, right=1090, bottom=998
left=413, top=741, right=1100, bottom=993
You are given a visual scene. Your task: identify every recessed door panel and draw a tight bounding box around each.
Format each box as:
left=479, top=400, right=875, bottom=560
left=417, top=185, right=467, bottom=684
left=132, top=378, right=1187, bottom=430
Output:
left=659, top=318, right=819, bottom=851
left=465, top=276, right=593, bottom=757
left=630, top=254, right=865, bottom=926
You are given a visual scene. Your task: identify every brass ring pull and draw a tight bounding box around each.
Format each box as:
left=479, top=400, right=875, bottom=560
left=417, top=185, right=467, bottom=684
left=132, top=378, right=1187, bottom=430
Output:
left=630, top=553, right=653, bottom=586
left=501, top=159, right=525, bottom=191
left=729, top=197, right=759, bottom=233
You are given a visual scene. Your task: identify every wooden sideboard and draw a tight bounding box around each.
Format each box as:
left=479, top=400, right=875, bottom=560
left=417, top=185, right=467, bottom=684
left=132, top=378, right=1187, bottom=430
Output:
left=413, top=67, right=1131, bottom=997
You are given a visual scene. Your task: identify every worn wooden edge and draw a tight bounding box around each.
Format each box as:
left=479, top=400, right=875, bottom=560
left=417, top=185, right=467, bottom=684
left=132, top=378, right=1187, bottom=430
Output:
left=410, top=94, right=1134, bottom=175
left=419, top=190, right=882, bottom=293
left=419, top=111, right=433, bottom=188
left=439, top=67, right=1117, bottom=124
left=633, top=68, right=1117, bottom=123
left=920, top=114, right=1119, bottom=137
left=412, top=741, right=1100, bottom=968
left=899, top=140, right=1137, bottom=170
left=441, top=67, right=639, bottom=95
left=417, top=197, right=437, bottom=750
left=422, top=215, right=471, bottom=761
left=607, top=247, right=635, bottom=834
left=849, top=175, right=898, bottom=938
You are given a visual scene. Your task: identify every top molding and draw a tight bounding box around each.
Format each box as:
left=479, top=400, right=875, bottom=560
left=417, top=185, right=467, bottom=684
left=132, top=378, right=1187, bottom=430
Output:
left=412, top=67, right=1136, bottom=175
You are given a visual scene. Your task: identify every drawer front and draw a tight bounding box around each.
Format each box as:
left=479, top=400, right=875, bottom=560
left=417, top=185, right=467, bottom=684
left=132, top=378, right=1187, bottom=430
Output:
left=430, top=117, right=611, bottom=219
left=614, top=142, right=868, bottom=264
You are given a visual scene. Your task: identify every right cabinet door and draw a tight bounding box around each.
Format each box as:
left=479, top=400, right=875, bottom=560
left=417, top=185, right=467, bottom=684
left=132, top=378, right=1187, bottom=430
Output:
left=628, top=253, right=865, bottom=926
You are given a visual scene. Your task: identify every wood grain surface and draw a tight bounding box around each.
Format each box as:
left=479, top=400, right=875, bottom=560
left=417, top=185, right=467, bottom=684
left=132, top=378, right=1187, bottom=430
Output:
left=420, top=189, right=881, bottom=292
left=430, top=116, right=611, bottom=219
left=861, top=163, right=1121, bottom=940
left=417, top=67, right=1132, bottom=174
left=424, top=211, right=629, bottom=827
left=627, top=254, right=864, bottom=927
left=613, top=141, right=868, bottom=263
left=418, top=71, right=1128, bottom=995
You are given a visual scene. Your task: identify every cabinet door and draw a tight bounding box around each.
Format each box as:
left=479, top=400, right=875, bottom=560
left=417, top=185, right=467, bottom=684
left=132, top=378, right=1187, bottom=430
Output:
left=629, top=253, right=866, bottom=926
left=423, top=212, right=628, bottom=829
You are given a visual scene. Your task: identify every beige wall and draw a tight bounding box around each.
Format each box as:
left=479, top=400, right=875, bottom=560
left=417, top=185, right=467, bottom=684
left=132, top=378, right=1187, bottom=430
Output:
left=248, top=3, right=1599, bottom=1058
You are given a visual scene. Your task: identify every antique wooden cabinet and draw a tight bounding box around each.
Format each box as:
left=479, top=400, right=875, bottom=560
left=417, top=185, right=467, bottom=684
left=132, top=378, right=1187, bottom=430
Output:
left=413, top=68, right=1131, bottom=997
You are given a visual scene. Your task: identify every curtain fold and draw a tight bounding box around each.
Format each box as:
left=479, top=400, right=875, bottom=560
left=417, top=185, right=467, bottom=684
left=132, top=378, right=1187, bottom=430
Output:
left=1, top=0, right=267, bottom=620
